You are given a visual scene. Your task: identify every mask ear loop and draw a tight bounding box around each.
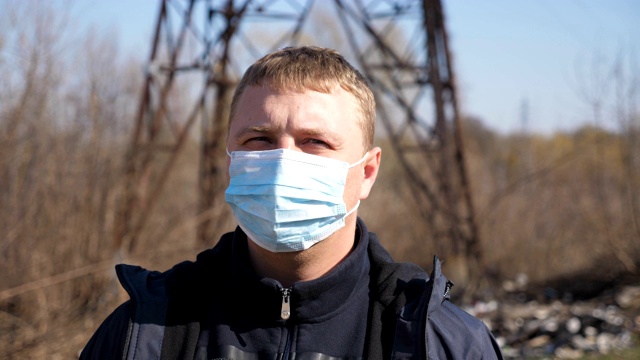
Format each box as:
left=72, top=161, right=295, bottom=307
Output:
left=348, top=152, right=369, bottom=168
left=344, top=150, right=372, bottom=217
left=344, top=200, right=361, bottom=218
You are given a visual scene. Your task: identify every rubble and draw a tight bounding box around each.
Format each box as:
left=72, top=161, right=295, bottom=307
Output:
left=466, top=282, right=640, bottom=358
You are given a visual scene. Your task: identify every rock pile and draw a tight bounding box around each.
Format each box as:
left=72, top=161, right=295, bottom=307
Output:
left=466, top=283, right=640, bottom=359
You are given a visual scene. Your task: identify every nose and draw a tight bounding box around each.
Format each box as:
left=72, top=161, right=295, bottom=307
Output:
left=275, top=137, right=300, bottom=152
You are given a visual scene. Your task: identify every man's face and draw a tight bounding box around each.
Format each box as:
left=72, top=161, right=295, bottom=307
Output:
left=227, top=85, right=371, bottom=210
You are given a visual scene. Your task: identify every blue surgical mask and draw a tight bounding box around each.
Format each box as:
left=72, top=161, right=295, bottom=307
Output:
left=225, top=148, right=367, bottom=252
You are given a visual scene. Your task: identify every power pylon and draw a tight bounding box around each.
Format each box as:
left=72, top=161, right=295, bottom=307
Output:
left=113, top=0, right=484, bottom=288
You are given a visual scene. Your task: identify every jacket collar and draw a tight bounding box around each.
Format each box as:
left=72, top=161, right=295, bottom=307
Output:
left=227, top=219, right=371, bottom=322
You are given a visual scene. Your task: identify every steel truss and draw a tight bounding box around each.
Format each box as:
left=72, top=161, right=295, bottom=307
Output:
left=113, top=0, right=484, bottom=286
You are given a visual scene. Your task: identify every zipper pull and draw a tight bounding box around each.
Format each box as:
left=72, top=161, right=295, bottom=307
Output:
left=280, top=288, right=291, bottom=320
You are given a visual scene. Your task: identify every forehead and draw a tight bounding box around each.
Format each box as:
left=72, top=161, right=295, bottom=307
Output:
left=230, top=85, right=362, bottom=135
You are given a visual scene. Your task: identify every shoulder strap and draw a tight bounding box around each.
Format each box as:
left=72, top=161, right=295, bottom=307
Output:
left=115, top=232, right=235, bottom=360
left=116, top=264, right=169, bottom=360
left=364, top=228, right=435, bottom=359
left=388, top=256, right=451, bottom=360
left=159, top=234, right=235, bottom=359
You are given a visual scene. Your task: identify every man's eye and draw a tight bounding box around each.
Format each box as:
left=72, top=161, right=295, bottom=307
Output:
left=246, top=136, right=271, bottom=143
left=306, top=138, right=329, bottom=146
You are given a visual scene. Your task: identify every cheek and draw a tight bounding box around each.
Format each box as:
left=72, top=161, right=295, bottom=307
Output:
left=343, top=169, right=364, bottom=202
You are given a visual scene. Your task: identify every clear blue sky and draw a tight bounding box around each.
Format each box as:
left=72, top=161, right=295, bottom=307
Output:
left=16, top=0, right=640, bottom=134
left=445, top=1, right=639, bottom=134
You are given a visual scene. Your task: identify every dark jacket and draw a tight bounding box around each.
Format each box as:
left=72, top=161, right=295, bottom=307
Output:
left=81, top=219, right=503, bottom=359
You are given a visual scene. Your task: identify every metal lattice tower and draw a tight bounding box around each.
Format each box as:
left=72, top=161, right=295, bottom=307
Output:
left=113, top=0, right=484, bottom=284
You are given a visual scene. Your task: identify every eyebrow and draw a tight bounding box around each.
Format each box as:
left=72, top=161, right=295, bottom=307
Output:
left=232, top=123, right=344, bottom=147
left=233, top=125, right=273, bottom=139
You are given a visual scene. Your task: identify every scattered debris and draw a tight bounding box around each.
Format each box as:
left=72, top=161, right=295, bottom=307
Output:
left=466, top=282, right=640, bottom=358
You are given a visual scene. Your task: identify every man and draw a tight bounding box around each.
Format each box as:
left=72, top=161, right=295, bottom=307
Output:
left=81, top=46, right=503, bottom=359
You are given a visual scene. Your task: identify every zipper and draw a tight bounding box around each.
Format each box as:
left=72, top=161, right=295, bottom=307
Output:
left=283, top=325, right=292, bottom=360
left=281, top=288, right=292, bottom=359
left=280, top=287, right=291, bottom=320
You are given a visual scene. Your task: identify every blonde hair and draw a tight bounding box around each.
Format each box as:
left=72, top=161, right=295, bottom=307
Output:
left=229, top=46, right=375, bottom=150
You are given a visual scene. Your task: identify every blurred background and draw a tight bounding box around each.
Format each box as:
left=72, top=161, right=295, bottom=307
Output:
left=0, top=0, right=638, bottom=358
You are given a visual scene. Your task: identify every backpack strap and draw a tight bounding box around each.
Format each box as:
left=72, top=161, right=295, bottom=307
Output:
left=389, top=256, right=450, bottom=359
left=116, top=264, right=169, bottom=360
left=159, top=234, right=234, bottom=359
left=365, top=228, right=439, bottom=359
left=116, top=233, right=235, bottom=360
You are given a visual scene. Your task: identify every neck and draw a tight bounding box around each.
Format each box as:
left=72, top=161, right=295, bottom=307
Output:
left=247, top=219, right=358, bottom=288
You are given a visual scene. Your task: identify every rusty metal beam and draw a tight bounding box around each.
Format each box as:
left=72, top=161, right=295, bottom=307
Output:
left=113, top=0, right=317, bottom=252
left=115, top=0, right=483, bottom=289
left=332, top=0, right=483, bottom=287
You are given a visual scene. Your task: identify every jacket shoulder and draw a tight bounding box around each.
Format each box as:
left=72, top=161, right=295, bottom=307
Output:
left=426, top=301, right=503, bottom=359
left=372, top=251, right=503, bottom=359
left=116, top=232, right=235, bottom=306
left=79, top=262, right=169, bottom=359
left=80, top=233, right=235, bottom=359
left=423, top=257, right=503, bottom=359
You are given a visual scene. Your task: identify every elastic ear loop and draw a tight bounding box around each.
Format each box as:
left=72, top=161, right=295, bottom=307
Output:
left=348, top=152, right=369, bottom=168
left=344, top=200, right=361, bottom=218
left=344, top=151, right=370, bottom=216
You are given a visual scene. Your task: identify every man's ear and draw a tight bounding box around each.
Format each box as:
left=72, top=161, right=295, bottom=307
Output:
left=359, top=146, right=382, bottom=200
